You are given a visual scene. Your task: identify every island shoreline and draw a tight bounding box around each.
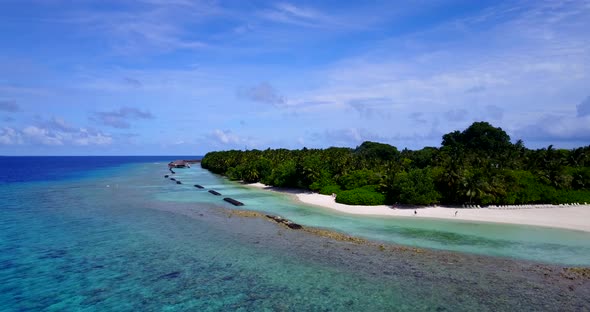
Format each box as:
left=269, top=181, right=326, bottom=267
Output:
left=243, top=182, right=590, bottom=233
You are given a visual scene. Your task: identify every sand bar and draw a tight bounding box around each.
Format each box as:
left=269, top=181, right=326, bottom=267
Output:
left=246, top=183, right=590, bottom=233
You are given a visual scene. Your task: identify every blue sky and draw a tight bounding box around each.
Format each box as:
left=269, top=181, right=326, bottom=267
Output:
left=0, top=0, right=589, bottom=155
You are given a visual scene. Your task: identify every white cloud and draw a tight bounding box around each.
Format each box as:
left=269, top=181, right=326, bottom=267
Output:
left=0, top=123, right=112, bottom=147
left=275, top=3, right=319, bottom=20
left=207, top=129, right=262, bottom=150
left=312, top=126, right=442, bottom=149
left=238, top=82, right=286, bottom=107
left=348, top=97, right=394, bottom=119
left=64, top=1, right=219, bottom=55
left=23, top=126, right=64, bottom=146
left=259, top=2, right=329, bottom=27
left=315, top=128, right=378, bottom=146
left=38, top=116, right=78, bottom=133
left=73, top=128, right=113, bottom=146
left=277, top=0, right=590, bottom=147
left=212, top=129, right=242, bottom=145
left=516, top=114, right=590, bottom=144
left=0, top=127, right=23, bottom=145
left=3, top=0, right=589, bottom=153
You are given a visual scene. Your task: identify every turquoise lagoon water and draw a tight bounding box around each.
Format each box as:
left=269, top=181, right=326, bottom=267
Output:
left=162, top=164, right=590, bottom=266
left=1, top=157, right=589, bottom=311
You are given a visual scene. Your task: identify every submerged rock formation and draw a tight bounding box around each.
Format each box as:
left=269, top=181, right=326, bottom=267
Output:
left=223, top=197, right=244, bottom=206
left=265, top=215, right=302, bottom=230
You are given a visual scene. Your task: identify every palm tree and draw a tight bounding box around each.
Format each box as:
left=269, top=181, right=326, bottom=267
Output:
left=461, top=173, right=487, bottom=204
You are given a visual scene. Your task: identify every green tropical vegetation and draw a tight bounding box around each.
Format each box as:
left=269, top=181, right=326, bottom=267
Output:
left=201, top=122, right=590, bottom=206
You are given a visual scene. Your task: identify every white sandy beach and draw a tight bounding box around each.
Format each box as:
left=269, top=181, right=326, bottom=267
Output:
left=247, top=183, right=590, bottom=233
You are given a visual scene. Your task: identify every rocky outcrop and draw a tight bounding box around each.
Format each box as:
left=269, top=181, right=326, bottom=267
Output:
left=284, top=221, right=302, bottom=229
left=223, top=197, right=244, bottom=206
left=265, top=214, right=302, bottom=230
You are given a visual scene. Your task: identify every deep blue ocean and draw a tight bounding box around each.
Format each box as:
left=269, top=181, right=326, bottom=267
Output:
left=0, top=156, right=193, bottom=184
left=1, top=157, right=589, bottom=311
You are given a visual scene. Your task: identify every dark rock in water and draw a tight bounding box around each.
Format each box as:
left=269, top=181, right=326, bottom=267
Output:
left=208, top=190, right=221, bottom=196
left=285, top=221, right=302, bottom=230
left=164, top=175, right=169, bottom=178
left=176, top=181, right=182, bottom=184
left=158, top=271, right=181, bottom=280
left=170, top=178, right=176, bottom=181
left=266, top=215, right=285, bottom=223
left=223, top=197, right=244, bottom=206
left=265, top=214, right=302, bottom=229
left=194, top=184, right=204, bottom=189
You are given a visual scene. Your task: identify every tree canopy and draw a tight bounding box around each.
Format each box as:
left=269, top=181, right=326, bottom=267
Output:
left=201, top=122, right=590, bottom=206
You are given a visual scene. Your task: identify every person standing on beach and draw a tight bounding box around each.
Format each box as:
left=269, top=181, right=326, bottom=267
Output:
left=414, top=210, right=417, bottom=215
left=455, top=210, right=458, bottom=216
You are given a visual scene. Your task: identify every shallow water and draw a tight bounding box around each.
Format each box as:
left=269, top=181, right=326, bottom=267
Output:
left=1, top=158, right=589, bottom=311
left=160, top=165, right=590, bottom=266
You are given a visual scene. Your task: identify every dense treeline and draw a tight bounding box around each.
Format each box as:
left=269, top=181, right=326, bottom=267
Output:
left=201, top=122, right=590, bottom=206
